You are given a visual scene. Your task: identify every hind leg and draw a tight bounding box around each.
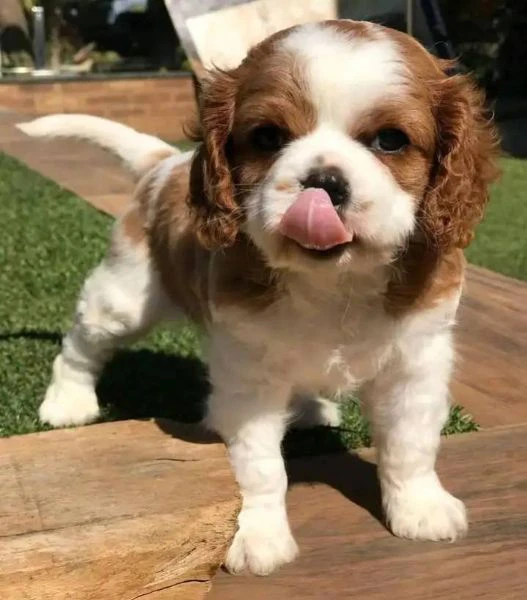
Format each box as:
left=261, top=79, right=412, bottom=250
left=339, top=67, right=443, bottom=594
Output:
left=40, top=226, right=171, bottom=427
left=290, top=392, right=341, bottom=429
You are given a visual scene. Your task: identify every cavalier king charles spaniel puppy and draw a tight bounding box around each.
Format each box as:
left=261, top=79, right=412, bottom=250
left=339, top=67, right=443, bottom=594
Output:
left=19, top=20, right=498, bottom=576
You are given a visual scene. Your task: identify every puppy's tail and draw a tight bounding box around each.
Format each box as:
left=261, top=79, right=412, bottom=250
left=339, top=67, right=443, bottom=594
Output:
left=16, top=114, right=179, bottom=179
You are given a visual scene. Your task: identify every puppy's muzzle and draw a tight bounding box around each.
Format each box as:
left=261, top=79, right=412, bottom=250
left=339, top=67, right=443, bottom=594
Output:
left=301, top=166, right=350, bottom=207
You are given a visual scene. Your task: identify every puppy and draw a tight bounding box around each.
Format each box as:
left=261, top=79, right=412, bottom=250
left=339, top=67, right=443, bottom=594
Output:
left=19, top=20, right=499, bottom=576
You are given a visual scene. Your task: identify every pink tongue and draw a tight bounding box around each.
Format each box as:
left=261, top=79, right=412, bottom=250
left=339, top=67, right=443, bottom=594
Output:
left=279, top=188, right=353, bottom=250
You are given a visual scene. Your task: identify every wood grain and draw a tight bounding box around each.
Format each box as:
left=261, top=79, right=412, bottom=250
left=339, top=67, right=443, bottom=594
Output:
left=210, top=424, right=527, bottom=599
left=0, top=420, right=240, bottom=600
left=454, top=266, right=527, bottom=425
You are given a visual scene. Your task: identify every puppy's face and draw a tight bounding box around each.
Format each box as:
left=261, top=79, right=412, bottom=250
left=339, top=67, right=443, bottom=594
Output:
left=190, top=21, right=498, bottom=275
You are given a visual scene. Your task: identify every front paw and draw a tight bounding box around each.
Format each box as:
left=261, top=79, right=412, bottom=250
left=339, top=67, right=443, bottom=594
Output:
left=40, top=380, right=100, bottom=427
left=225, top=507, right=299, bottom=576
left=383, top=475, right=468, bottom=542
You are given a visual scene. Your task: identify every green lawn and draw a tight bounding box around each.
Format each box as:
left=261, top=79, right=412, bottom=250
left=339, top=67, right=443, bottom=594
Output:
left=466, top=157, right=527, bottom=280
left=2, top=152, right=524, bottom=449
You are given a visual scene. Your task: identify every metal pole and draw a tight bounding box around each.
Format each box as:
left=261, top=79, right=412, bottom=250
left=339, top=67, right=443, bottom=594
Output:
left=32, top=6, right=46, bottom=70
left=407, top=0, right=413, bottom=36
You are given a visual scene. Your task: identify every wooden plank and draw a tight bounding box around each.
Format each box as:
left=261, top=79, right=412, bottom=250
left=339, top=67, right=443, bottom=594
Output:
left=210, top=424, right=527, bottom=599
left=0, top=420, right=240, bottom=600
left=453, top=266, right=527, bottom=426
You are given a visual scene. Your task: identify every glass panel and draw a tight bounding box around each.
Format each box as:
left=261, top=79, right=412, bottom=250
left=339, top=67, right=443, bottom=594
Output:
left=0, top=0, right=189, bottom=76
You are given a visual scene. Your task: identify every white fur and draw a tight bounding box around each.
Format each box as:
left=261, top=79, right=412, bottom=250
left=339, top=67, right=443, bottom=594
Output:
left=246, top=26, right=414, bottom=274
left=17, top=114, right=180, bottom=178
left=146, top=152, right=195, bottom=223
left=39, top=224, right=171, bottom=427
left=382, top=472, right=467, bottom=541
left=283, top=23, right=408, bottom=128
left=291, top=394, right=341, bottom=429
left=25, top=21, right=467, bottom=577
left=202, top=264, right=465, bottom=572
left=363, top=325, right=467, bottom=542
left=246, top=126, right=415, bottom=273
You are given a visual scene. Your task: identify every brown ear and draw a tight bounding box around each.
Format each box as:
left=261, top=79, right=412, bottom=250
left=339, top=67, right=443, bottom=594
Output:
left=421, top=69, right=500, bottom=250
left=188, top=69, right=239, bottom=249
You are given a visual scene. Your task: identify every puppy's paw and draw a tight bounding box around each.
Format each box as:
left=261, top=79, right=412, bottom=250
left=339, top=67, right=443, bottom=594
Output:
left=40, top=381, right=100, bottom=428
left=291, top=395, right=341, bottom=429
left=225, top=507, right=298, bottom=576
left=384, top=475, right=467, bottom=542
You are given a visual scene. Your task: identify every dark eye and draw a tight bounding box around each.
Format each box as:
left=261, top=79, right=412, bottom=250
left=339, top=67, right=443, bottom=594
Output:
left=250, top=125, right=288, bottom=152
left=371, top=128, right=409, bottom=153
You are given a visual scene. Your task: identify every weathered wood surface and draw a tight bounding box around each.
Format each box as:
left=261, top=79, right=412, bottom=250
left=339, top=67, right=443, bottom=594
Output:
left=453, top=265, right=527, bottom=426
left=0, top=420, right=240, bottom=600
left=210, top=424, right=527, bottom=599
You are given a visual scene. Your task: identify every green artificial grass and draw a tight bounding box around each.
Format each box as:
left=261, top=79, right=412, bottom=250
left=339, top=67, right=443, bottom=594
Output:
left=7, top=150, right=525, bottom=448
left=466, top=157, right=527, bottom=280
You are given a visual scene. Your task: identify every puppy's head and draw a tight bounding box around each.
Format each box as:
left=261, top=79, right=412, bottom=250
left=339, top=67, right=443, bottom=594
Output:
left=188, top=20, right=499, bottom=274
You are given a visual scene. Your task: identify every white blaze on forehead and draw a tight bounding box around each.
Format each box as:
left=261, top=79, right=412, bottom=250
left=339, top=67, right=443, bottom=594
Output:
left=282, top=23, right=408, bottom=128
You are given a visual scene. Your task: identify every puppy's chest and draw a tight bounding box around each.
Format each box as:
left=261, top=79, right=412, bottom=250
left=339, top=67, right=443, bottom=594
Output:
left=219, top=292, right=396, bottom=389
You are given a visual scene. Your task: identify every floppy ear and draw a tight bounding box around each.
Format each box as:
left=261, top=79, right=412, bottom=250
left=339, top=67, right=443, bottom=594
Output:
left=421, top=69, right=500, bottom=250
left=188, top=69, right=239, bottom=249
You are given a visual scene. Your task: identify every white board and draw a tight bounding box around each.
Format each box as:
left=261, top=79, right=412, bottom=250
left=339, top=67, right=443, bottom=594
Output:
left=164, top=0, right=337, bottom=75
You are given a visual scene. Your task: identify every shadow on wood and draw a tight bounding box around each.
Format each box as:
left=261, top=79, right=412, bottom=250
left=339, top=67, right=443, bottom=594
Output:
left=210, top=425, right=527, bottom=599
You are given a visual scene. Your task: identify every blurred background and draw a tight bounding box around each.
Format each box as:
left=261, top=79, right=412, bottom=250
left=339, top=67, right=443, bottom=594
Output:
left=0, top=1, right=524, bottom=85
left=0, top=1, right=525, bottom=154
left=0, top=1, right=525, bottom=87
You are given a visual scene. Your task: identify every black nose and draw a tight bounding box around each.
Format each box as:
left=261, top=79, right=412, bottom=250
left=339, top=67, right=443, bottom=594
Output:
left=301, top=166, right=350, bottom=207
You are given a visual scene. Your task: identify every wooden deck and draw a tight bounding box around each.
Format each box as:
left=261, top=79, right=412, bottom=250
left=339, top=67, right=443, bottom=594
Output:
left=1, top=420, right=524, bottom=599
left=454, top=266, right=527, bottom=425
left=210, top=424, right=527, bottom=600
left=0, top=420, right=240, bottom=600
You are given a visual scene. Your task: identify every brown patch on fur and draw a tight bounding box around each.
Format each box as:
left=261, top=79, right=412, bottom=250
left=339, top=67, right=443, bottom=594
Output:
left=186, top=72, right=240, bottom=250
left=233, top=55, right=316, bottom=139
left=147, top=21, right=498, bottom=320
left=186, top=26, right=316, bottom=250
left=124, top=160, right=281, bottom=321
left=353, top=100, right=437, bottom=203
left=120, top=206, right=146, bottom=245
left=385, top=27, right=501, bottom=250
left=376, top=26, right=500, bottom=315
left=381, top=149, right=432, bottom=204
left=423, top=73, right=500, bottom=250
left=385, top=246, right=465, bottom=316
left=229, top=51, right=316, bottom=209
left=212, top=234, right=283, bottom=312
left=352, top=102, right=437, bottom=157
left=144, top=162, right=211, bottom=323
left=275, top=180, right=297, bottom=193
